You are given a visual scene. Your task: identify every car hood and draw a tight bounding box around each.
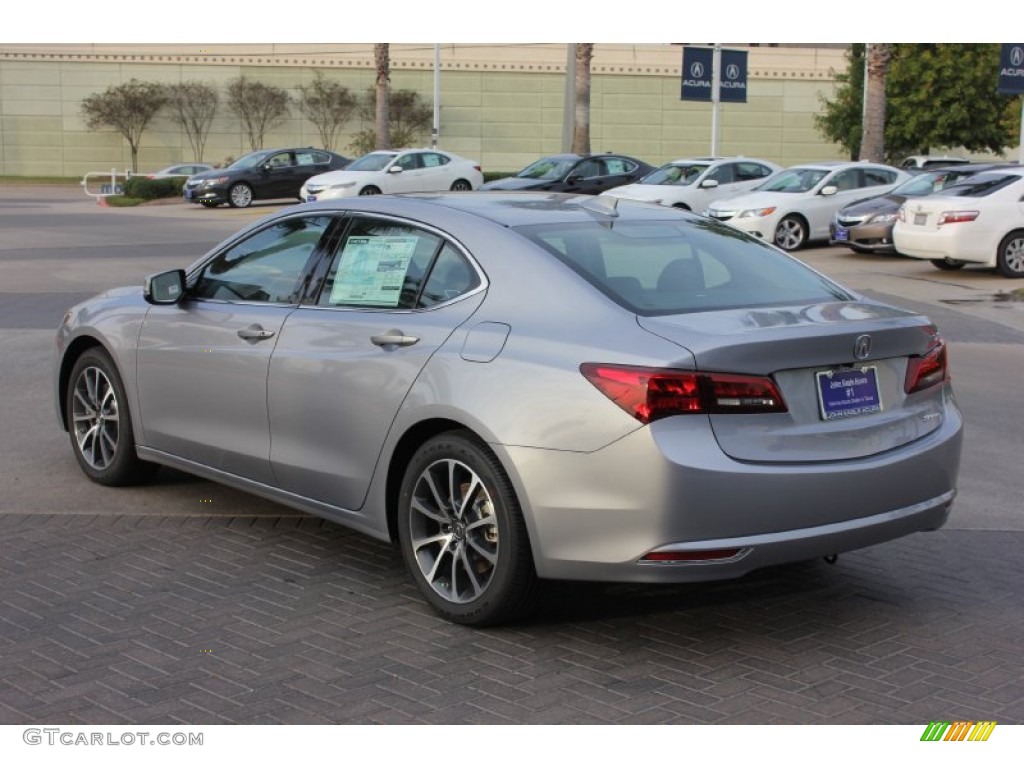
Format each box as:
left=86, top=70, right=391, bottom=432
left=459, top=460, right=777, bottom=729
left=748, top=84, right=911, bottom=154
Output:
left=601, top=184, right=674, bottom=202
left=303, top=169, right=372, bottom=187
left=708, top=190, right=804, bottom=212
left=840, top=193, right=907, bottom=216
left=479, top=177, right=552, bottom=191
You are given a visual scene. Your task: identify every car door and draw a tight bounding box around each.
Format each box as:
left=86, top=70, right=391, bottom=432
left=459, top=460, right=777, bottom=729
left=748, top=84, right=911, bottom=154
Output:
left=419, top=151, right=454, bottom=191
left=805, top=168, right=871, bottom=240
left=135, top=214, right=335, bottom=484
left=385, top=152, right=427, bottom=193
left=260, top=150, right=299, bottom=199
left=267, top=215, right=485, bottom=511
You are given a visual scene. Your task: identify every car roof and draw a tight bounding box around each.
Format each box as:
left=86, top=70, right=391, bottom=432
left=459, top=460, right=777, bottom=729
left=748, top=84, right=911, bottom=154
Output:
left=299, top=191, right=687, bottom=228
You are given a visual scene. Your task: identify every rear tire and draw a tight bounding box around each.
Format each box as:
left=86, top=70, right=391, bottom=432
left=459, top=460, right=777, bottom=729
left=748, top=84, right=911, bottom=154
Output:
left=359, top=186, right=381, bottom=196
left=996, top=231, right=1024, bottom=278
left=66, top=348, right=158, bottom=486
left=450, top=179, right=473, bottom=191
left=930, top=258, right=966, bottom=271
left=397, top=431, right=538, bottom=626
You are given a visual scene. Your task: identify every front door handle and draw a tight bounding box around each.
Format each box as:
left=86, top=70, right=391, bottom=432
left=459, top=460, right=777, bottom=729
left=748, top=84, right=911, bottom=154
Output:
left=371, top=329, right=420, bottom=348
left=237, top=324, right=276, bottom=341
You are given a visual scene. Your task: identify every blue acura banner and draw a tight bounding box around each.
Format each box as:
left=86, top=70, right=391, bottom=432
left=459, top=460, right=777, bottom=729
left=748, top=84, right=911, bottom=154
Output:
left=998, top=44, right=1024, bottom=95
left=720, top=49, right=748, bottom=103
left=681, top=47, right=748, bottom=103
left=681, top=47, right=713, bottom=101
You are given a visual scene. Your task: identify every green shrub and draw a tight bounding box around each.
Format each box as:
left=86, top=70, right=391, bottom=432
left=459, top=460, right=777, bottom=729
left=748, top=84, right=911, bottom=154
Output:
left=103, top=196, right=145, bottom=207
left=122, top=176, right=185, bottom=200
left=483, top=171, right=514, bottom=182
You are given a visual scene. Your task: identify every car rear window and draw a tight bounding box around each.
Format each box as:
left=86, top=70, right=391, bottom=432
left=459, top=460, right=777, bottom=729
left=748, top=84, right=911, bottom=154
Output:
left=943, top=173, right=1024, bottom=197
left=516, top=219, right=851, bottom=316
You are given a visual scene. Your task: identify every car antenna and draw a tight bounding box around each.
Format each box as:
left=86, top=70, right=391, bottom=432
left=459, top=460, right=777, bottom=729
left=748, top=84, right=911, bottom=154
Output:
left=579, top=195, right=619, bottom=220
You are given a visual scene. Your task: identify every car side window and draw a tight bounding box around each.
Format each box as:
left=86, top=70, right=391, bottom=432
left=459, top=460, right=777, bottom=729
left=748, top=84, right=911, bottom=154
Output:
left=829, top=169, right=861, bottom=191
left=419, top=245, right=481, bottom=307
left=394, top=154, right=421, bottom=171
left=864, top=169, right=897, bottom=186
left=193, top=216, right=332, bottom=303
left=295, top=152, right=318, bottom=166
left=422, top=153, right=449, bottom=168
left=574, top=159, right=604, bottom=178
left=604, top=158, right=633, bottom=175
left=317, top=219, right=444, bottom=309
left=736, top=162, right=772, bottom=181
left=706, top=164, right=735, bottom=184
left=265, top=152, right=293, bottom=169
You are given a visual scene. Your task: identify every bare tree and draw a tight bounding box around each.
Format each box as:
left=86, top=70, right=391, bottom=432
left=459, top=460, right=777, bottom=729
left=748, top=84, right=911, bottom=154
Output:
left=571, top=44, right=594, bottom=154
left=374, top=44, right=391, bottom=150
left=349, top=88, right=432, bottom=156
left=80, top=79, right=168, bottom=172
left=296, top=72, right=356, bottom=152
left=859, top=43, right=893, bottom=163
left=165, top=81, right=218, bottom=163
left=225, top=76, right=290, bottom=152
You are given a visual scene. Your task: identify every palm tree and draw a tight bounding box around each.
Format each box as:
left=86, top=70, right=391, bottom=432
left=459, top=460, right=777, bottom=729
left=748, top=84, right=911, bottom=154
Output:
left=571, top=44, right=594, bottom=154
left=859, top=43, right=892, bottom=163
left=374, top=44, right=391, bottom=150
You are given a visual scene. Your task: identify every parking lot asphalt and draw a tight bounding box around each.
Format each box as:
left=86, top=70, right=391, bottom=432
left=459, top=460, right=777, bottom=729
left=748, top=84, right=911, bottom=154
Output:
left=1, top=186, right=1023, bottom=725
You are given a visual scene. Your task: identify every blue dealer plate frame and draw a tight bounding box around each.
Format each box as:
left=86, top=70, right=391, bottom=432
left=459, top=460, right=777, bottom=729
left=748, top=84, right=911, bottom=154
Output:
left=815, top=366, right=882, bottom=421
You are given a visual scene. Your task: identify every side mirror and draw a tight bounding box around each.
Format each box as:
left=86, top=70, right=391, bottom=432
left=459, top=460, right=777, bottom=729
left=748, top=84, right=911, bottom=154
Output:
left=700, top=179, right=719, bottom=189
left=820, top=185, right=838, bottom=196
left=567, top=174, right=584, bottom=184
left=388, top=166, right=403, bottom=174
left=144, top=269, right=186, bottom=305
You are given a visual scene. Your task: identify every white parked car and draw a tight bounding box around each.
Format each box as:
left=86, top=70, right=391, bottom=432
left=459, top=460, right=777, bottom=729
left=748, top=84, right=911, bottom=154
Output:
left=892, top=167, right=1024, bottom=277
left=706, top=161, right=910, bottom=251
left=300, top=149, right=483, bottom=201
left=600, top=156, right=781, bottom=211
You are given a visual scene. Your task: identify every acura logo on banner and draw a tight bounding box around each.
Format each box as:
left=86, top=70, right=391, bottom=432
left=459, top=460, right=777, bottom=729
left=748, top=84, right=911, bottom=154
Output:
left=680, top=46, right=747, bottom=103
left=998, top=43, right=1024, bottom=94
left=681, top=47, right=713, bottom=101
left=720, top=50, right=748, bottom=103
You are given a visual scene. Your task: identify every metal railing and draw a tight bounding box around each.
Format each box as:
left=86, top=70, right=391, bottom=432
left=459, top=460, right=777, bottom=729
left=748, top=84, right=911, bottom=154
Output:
left=81, top=168, right=132, bottom=198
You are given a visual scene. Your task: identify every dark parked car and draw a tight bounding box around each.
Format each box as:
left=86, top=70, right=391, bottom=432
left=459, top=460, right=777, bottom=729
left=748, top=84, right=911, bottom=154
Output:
left=830, top=164, right=1014, bottom=254
left=184, top=148, right=350, bottom=208
left=480, top=153, right=655, bottom=195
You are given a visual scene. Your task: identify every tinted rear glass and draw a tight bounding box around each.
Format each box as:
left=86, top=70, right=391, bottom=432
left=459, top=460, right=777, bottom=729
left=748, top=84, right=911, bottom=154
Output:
left=942, top=173, right=1023, bottom=197
left=516, top=219, right=851, bottom=316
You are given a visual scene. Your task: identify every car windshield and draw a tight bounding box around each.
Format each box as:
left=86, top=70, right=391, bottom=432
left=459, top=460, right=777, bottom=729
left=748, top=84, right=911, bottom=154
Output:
left=517, top=219, right=850, bottom=317
left=227, top=152, right=273, bottom=170
left=942, top=173, right=1024, bottom=198
left=516, top=158, right=576, bottom=180
left=891, top=170, right=967, bottom=197
left=639, top=163, right=708, bottom=186
left=346, top=153, right=397, bottom=172
left=755, top=168, right=829, bottom=193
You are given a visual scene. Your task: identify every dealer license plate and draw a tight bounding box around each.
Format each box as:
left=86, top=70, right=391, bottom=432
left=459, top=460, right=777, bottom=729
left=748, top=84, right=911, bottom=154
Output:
left=815, top=366, right=882, bottom=421
left=914, top=212, right=927, bottom=226
left=833, top=227, right=849, bottom=242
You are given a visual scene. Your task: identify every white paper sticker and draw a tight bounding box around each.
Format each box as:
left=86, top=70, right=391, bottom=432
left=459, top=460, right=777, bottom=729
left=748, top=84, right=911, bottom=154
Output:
left=329, top=236, right=417, bottom=307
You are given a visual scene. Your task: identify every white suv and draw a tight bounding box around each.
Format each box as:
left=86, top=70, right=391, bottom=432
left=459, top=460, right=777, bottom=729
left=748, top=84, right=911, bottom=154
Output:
left=600, top=157, right=780, bottom=211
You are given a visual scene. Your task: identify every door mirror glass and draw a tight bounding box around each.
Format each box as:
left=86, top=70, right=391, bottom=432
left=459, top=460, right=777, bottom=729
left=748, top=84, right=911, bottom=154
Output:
left=144, top=269, right=186, bottom=304
left=820, top=185, right=838, bottom=196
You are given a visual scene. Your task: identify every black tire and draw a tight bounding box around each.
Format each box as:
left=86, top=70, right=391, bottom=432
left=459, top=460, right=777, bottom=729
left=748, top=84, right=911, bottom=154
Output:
left=449, top=179, right=473, bottom=191
left=66, top=348, right=158, bottom=486
left=996, top=230, right=1024, bottom=278
left=774, top=215, right=807, bottom=251
left=930, top=258, right=966, bottom=271
left=397, top=431, right=538, bottom=626
left=359, top=185, right=381, bottom=196
left=671, top=203, right=692, bottom=211
left=227, top=182, right=253, bottom=208
left=200, top=201, right=220, bottom=208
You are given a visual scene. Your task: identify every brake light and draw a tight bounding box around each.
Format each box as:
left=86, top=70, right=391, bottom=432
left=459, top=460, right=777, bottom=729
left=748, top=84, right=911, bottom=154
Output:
left=904, top=336, right=949, bottom=394
left=897, top=206, right=906, bottom=222
left=937, top=210, right=979, bottom=225
left=581, top=363, right=787, bottom=424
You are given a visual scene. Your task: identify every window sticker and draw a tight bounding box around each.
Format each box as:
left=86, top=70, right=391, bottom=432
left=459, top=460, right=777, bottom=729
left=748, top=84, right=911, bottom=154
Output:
left=329, top=236, right=418, bottom=307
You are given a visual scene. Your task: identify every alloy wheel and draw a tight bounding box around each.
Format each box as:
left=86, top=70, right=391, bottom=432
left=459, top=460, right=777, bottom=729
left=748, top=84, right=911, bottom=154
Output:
left=71, top=365, right=120, bottom=471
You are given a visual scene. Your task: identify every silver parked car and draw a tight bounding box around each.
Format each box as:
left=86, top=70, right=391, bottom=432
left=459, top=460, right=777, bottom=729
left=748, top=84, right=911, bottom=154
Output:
left=54, top=193, right=963, bottom=625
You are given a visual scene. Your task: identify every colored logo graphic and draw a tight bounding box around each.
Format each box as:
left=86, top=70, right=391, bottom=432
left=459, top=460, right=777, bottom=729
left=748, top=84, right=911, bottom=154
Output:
left=920, top=721, right=996, bottom=742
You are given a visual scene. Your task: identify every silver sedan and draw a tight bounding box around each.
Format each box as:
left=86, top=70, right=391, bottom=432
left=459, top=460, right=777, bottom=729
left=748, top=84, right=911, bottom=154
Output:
left=54, top=193, right=963, bottom=625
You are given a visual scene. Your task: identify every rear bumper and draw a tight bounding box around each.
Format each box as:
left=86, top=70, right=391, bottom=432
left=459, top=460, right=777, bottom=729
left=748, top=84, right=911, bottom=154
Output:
left=501, top=393, right=963, bottom=583
left=895, top=225, right=995, bottom=265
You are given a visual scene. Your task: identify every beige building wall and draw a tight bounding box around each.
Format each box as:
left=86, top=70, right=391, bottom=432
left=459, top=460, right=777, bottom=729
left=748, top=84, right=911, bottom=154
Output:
left=0, top=43, right=850, bottom=177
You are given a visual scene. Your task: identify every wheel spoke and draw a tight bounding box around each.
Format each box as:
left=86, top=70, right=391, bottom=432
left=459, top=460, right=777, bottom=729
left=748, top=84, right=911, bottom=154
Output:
left=467, top=536, right=497, bottom=565
left=456, top=475, right=481, bottom=519
left=422, top=471, right=450, bottom=519
left=412, top=532, right=450, bottom=552
left=458, top=548, right=483, bottom=598
left=411, top=496, right=448, bottom=524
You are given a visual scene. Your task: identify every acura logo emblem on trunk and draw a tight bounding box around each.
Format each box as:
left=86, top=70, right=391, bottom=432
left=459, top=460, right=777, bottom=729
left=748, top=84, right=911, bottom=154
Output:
left=854, top=334, right=872, bottom=360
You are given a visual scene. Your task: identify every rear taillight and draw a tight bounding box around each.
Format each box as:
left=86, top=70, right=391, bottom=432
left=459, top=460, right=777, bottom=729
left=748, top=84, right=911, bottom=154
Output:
left=937, top=210, right=979, bottom=225
left=904, top=336, right=949, bottom=394
left=581, top=363, right=787, bottom=424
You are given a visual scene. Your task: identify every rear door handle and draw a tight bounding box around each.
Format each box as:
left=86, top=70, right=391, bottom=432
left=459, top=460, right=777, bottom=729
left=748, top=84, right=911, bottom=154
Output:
left=371, top=329, right=420, bottom=348
left=237, top=324, right=276, bottom=341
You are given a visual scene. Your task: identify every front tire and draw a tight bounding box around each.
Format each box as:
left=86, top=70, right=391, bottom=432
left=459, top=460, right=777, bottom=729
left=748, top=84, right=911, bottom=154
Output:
left=359, top=185, right=381, bottom=196
left=930, top=258, right=966, bottom=271
left=397, top=432, right=537, bottom=626
left=996, top=231, right=1024, bottom=278
left=67, top=348, right=157, bottom=486
left=774, top=215, right=807, bottom=251
left=227, top=182, right=253, bottom=208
